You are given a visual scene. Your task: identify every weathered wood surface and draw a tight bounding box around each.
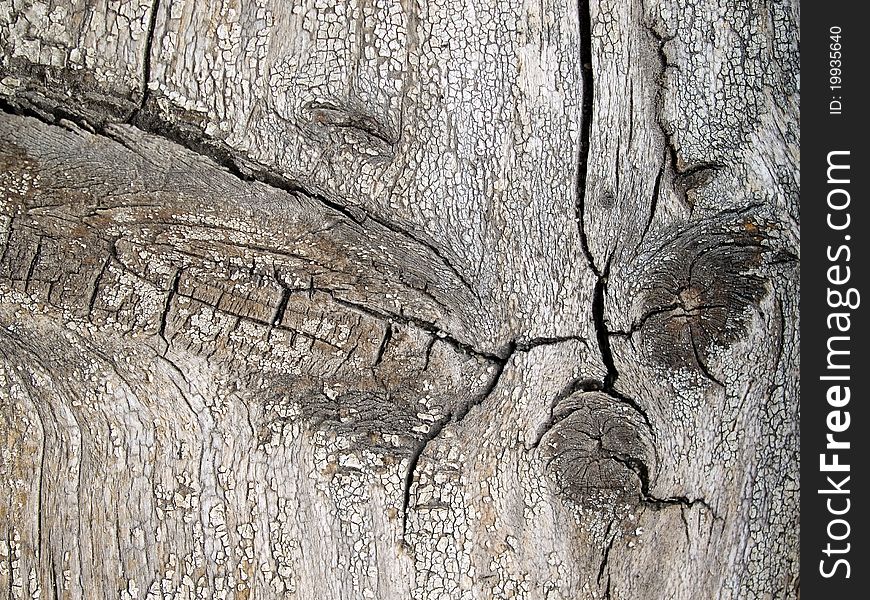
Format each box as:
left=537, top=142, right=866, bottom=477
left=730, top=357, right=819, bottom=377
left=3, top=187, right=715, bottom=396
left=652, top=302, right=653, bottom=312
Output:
left=0, top=0, right=799, bottom=598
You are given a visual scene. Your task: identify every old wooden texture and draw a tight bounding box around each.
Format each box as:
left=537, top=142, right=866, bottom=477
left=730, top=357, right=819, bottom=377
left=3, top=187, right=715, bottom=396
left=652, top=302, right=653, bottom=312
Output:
left=0, top=0, right=798, bottom=598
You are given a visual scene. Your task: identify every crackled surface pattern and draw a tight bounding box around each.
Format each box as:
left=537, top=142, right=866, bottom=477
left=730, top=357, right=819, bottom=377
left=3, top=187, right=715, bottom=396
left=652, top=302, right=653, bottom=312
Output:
left=1, top=0, right=798, bottom=598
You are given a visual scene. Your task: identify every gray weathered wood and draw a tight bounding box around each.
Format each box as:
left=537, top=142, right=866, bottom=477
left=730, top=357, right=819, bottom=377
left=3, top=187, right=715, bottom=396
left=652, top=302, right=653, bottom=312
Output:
left=0, top=0, right=799, bottom=598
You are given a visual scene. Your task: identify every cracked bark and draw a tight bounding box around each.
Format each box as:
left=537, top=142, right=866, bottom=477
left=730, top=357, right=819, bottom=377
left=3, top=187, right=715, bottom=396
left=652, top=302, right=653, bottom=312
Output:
left=1, top=0, right=797, bottom=598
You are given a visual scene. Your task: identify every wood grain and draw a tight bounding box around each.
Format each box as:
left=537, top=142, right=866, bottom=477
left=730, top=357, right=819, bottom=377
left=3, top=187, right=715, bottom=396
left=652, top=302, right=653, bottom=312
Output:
left=0, top=0, right=798, bottom=597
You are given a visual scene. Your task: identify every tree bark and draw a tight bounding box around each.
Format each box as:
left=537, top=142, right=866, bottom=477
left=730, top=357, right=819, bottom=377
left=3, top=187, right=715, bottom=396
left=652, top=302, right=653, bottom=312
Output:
left=0, top=0, right=799, bottom=598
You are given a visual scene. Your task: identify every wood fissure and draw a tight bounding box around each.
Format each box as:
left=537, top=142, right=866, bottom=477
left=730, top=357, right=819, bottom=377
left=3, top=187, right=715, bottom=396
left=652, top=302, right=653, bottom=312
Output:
left=574, top=0, right=599, bottom=278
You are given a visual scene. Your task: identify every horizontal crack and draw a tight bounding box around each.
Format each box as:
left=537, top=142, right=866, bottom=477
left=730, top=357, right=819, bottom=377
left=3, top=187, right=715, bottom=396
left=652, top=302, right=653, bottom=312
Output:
left=609, top=302, right=730, bottom=338
left=329, top=295, right=504, bottom=363
left=514, top=335, right=589, bottom=352
left=609, top=454, right=718, bottom=517
left=0, top=98, right=478, bottom=303
left=0, top=99, right=602, bottom=370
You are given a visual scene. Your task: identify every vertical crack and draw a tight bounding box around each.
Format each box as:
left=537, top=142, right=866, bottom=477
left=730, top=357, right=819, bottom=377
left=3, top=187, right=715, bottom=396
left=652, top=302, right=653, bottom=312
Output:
left=50, top=552, right=59, bottom=600
left=592, top=257, right=656, bottom=441
left=37, top=418, right=46, bottom=564
left=158, top=269, right=181, bottom=354
left=575, top=0, right=599, bottom=278
left=422, top=336, right=436, bottom=371
left=453, top=345, right=511, bottom=423
left=373, top=322, right=393, bottom=367
left=400, top=348, right=512, bottom=544
left=592, top=259, right=615, bottom=390
left=689, top=325, right=725, bottom=387
left=573, top=7, right=657, bottom=446
left=679, top=505, right=692, bottom=545
left=24, top=236, right=42, bottom=290
left=640, top=149, right=667, bottom=244
left=573, top=0, right=648, bottom=426
left=399, top=414, right=450, bottom=546
left=87, top=256, right=111, bottom=320
left=0, top=220, right=14, bottom=271
left=597, top=518, right=616, bottom=584
left=134, top=0, right=162, bottom=119
left=6, top=538, right=12, bottom=600
left=272, top=274, right=291, bottom=326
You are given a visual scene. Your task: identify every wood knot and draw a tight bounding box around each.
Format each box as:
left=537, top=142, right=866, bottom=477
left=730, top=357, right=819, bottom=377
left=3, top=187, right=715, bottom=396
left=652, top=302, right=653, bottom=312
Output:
left=303, top=100, right=397, bottom=154
left=539, top=393, right=655, bottom=510
left=634, top=217, right=769, bottom=377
